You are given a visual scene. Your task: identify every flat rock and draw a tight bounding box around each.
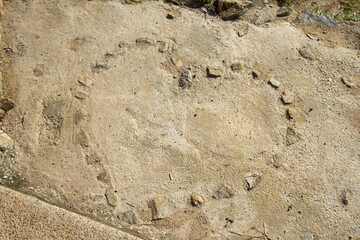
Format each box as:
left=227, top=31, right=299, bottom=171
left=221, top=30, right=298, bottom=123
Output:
left=245, top=171, right=264, bottom=190
left=179, top=70, right=192, bottom=89
left=207, top=67, right=223, bottom=78
left=118, top=211, right=137, bottom=224
left=281, top=90, right=294, bottom=104
left=105, top=188, right=117, bottom=207
left=295, top=9, right=338, bottom=27
left=213, top=185, right=234, bottom=199
left=191, top=193, right=204, bottom=206
left=149, top=197, right=173, bottom=220
left=268, top=78, right=280, bottom=88
left=217, top=0, right=253, bottom=21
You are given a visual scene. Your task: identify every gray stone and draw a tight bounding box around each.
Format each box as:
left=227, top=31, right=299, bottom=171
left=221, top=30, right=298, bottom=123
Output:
left=286, top=127, right=300, bottom=146
left=281, top=90, right=294, bottom=104
left=118, top=211, right=137, bottom=224
left=191, top=193, right=204, bottom=206
left=277, top=7, right=292, bottom=17
left=217, top=0, right=253, bottom=21
left=213, top=185, right=234, bottom=199
left=294, top=9, right=338, bottom=27
left=299, top=48, right=315, bottom=60
left=105, top=188, right=117, bottom=207
left=149, top=197, right=173, bottom=220
left=245, top=171, right=264, bottom=190
left=179, top=70, right=192, bottom=89
left=341, top=77, right=354, bottom=88
left=255, top=5, right=278, bottom=25
left=207, top=67, right=223, bottom=78
left=268, top=78, right=280, bottom=88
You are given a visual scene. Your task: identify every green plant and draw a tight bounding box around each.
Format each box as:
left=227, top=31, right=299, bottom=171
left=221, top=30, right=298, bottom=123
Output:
left=334, top=0, right=360, bottom=21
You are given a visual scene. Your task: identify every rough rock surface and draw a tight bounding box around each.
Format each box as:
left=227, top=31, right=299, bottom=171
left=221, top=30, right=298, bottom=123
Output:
left=0, top=0, right=359, bottom=239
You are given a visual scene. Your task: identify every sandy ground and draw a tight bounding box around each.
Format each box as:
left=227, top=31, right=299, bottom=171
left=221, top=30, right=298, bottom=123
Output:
left=0, top=0, right=359, bottom=239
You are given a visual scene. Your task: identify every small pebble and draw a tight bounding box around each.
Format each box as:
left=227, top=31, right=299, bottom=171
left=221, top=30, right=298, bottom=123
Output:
left=299, top=48, right=315, bottom=60
left=158, top=42, right=169, bottom=53
left=207, top=67, right=223, bottom=78
left=75, top=92, right=88, bottom=100
left=78, top=78, right=92, bottom=87
left=268, top=78, right=280, bottom=88
left=341, top=77, right=354, bottom=88
left=105, top=188, right=117, bottom=207
left=191, top=193, right=204, bottom=206
left=282, top=90, right=294, bottom=104
left=287, top=107, right=297, bottom=119
left=171, top=57, right=183, bottom=68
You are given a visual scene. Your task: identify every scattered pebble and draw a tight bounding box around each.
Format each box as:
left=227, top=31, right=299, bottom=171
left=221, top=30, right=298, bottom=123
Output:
left=179, top=70, right=192, bottom=89
left=341, top=189, right=352, bottom=205
left=207, top=67, right=223, bottom=78
left=287, top=107, right=297, bottom=119
left=272, top=153, right=284, bottom=168
left=78, top=78, right=92, bottom=87
left=286, top=127, right=300, bottom=146
left=1, top=99, right=15, bottom=112
left=268, top=78, right=280, bottom=88
left=213, top=185, right=234, bottom=199
left=299, top=48, right=315, bottom=60
left=105, top=188, right=117, bottom=207
left=135, top=37, right=152, bottom=45
left=230, top=63, right=242, bottom=73
left=171, top=57, right=183, bottom=68
left=245, top=171, right=264, bottom=190
left=341, top=77, right=354, bottom=88
left=236, top=25, right=249, bottom=37
left=191, top=193, right=204, bottom=206
left=149, top=197, right=173, bottom=220
left=118, top=211, right=137, bottom=224
left=158, top=42, right=169, bottom=53
left=75, top=91, right=88, bottom=100
left=281, top=90, right=294, bottom=104
left=34, top=64, right=44, bottom=77
left=118, top=41, right=130, bottom=48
